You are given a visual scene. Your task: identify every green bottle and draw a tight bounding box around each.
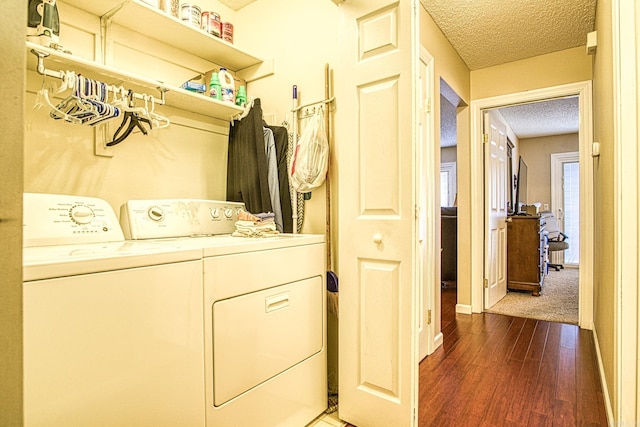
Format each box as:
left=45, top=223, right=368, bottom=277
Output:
left=236, top=85, right=247, bottom=107
left=209, top=72, right=221, bottom=100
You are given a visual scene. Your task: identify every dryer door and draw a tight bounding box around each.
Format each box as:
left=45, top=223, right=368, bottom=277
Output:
left=212, top=276, right=323, bottom=406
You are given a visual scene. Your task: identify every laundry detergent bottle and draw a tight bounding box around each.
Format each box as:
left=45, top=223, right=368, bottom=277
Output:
left=218, top=67, right=235, bottom=104
left=209, top=71, right=221, bottom=100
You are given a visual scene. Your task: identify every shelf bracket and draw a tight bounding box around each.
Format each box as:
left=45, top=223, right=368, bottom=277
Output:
left=31, top=49, right=62, bottom=79
left=100, top=2, right=129, bottom=66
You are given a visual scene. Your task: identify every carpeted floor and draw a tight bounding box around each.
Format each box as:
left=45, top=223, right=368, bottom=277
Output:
left=485, top=267, right=579, bottom=324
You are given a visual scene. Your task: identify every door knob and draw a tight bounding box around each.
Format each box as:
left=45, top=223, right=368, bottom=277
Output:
left=373, top=234, right=382, bottom=244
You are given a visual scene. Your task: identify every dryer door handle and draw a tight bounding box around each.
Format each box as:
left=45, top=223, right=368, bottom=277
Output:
left=265, top=292, right=290, bottom=313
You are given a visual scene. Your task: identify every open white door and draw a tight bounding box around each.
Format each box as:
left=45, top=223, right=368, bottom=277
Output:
left=336, top=0, right=419, bottom=426
left=484, top=110, right=508, bottom=308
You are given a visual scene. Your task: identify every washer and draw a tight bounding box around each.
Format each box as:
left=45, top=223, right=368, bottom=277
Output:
left=121, top=199, right=328, bottom=427
left=22, top=193, right=206, bottom=426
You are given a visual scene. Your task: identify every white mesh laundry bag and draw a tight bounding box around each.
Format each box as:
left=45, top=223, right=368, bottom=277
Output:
left=289, top=108, right=329, bottom=193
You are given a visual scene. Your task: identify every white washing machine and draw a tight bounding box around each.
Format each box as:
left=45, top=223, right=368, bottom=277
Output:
left=121, top=199, right=328, bottom=427
left=22, top=193, right=206, bottom=426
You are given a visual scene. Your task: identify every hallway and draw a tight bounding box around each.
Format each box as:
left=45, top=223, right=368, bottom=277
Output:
left=418, top=288, right=608, bottom=426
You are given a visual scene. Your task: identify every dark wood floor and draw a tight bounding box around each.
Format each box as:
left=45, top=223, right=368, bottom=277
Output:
left=419, top=287, right=608, bottom=426
left=346, top=287, right=609, bottom=426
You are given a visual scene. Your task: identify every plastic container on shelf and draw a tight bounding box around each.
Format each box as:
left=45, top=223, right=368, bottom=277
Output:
left=218, top=68, right=235, bottom=104
left=209, top=72, right=221, bottom=100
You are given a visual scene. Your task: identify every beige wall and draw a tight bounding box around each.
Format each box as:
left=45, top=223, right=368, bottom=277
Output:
left=24, top=2, right=239, bottom=214
left=235, top=0, right=339, bottom=238
left=440, top=146, right=457, bottom=164
left=1, top=3, right=24, bottom=425
left=592, top=0, right=617, bottom=415
left=471, top=47, right=593, bottom=99
left=420, top=6, right=472, bottom=308
left=24, top=0, right=338, bottom=231
left=518, top=133, right=579, bottom=209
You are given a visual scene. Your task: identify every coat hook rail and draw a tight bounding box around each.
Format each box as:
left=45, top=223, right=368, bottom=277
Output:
left=291, top=96, right=335, bottom=113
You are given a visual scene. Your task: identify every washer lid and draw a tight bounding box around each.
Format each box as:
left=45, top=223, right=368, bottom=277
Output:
left=23, top=241, right=202, bottom=282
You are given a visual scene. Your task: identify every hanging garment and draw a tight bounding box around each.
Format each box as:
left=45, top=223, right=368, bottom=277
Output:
left=226, top=98, right=273, bottom=216
left=264, top=127, right=283, bottom=232
left=286, top=130, right=305, bottom=233
left=267, top=124, right=293, bottom=233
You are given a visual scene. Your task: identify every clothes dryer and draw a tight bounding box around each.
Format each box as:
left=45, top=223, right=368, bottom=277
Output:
left=121, top=199, right=328, bottom=427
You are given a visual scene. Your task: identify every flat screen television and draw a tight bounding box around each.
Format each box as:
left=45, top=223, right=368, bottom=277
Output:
left=515, top=156, right=528, bottom=214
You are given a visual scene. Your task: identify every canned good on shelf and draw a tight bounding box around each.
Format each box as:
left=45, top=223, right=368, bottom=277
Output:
left=222, top=22, right=233, bottom=43
left=160, top=0, right=179, bottom=17
left=180, top=3, right=202, bottom=28
left=201, top=11, right=222, bottom=38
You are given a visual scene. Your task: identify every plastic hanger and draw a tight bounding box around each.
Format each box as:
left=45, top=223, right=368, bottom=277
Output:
left=106, top=90, right=152, bottom=146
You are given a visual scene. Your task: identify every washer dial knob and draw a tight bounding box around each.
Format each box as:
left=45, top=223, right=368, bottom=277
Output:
left=69, top=205, right=95, bottom=225
left=224, top=208, right=234, bottom=219
left=210, top=208, right=220, bottom=219
left=147, top=206, right=165, bottom=222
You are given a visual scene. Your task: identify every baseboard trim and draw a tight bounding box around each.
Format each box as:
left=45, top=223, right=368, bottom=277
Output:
left=433, top=332, right=443, bottom=351
left=592, top=326, right=615, bottom=425
left=455, top=304, right=472, bottom=314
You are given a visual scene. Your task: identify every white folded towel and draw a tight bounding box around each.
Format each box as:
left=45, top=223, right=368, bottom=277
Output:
left=232, top=220, right=279, bottom=238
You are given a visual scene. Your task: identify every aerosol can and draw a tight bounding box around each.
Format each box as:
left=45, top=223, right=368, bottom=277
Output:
left=27, top=0, right=60, bottom=48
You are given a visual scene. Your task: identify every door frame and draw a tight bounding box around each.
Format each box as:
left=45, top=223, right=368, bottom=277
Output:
left=469, top=81, right=594, bottom=329
left=417, top=45, right=439, bottom=360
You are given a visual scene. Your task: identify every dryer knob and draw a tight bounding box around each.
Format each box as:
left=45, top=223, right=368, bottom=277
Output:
left=69, top=205, right=95, bottom=225
left=224, top=208, right=234, bottom=219
left=147, top=206, right=165, bottom=222
left=210, top=208, right=220, bottom=219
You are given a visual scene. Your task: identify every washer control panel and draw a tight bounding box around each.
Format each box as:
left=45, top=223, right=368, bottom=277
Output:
left=120, top=199, right=245, bottom=240
left=23, top=193, right=125, bottom=247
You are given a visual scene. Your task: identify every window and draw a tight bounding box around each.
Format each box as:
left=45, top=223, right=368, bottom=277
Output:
left=440, top=162, right=456, bottom=207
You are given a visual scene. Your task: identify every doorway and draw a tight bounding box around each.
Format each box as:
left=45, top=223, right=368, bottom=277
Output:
left=439, top=78, right=463, bottom=329
left=470, top=81, right=594, bottom=329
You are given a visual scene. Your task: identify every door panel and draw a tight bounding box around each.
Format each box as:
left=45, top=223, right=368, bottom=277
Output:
left=337, top=0, right=418, bottom=426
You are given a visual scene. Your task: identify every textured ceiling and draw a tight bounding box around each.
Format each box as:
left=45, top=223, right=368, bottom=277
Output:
left=441, top=96, right=579, bottom=147
left=216, top=0, right=257, bottom=11
left=420, top=0, right=597, bottom=70
left=498, top=97, right=579, bottom=139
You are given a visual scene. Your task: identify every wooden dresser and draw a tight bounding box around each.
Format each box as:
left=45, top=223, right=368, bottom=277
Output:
left=506, top=215, right=548, bottom=296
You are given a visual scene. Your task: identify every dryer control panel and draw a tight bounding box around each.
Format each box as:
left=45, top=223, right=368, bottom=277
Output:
left=23, top=193, right=125, bottom=247
left=120, top=199, right=245, bottom=240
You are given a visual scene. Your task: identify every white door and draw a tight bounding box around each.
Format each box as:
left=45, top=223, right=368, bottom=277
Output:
left=336, top=0, right=418, bottom=426
left=484, top=110, right=508, bottom=308
left=417, top=46, right=436, bottom=361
